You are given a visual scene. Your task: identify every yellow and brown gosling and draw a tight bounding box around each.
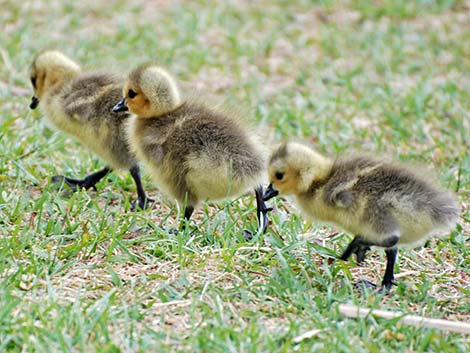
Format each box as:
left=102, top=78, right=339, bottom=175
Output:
left=113, top=63, right=270, bottom=235
left=264, top=141, right=459, bottom=291
left=29, top=50, right=151, bottom=209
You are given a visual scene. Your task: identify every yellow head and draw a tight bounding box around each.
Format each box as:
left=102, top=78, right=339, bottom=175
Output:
left=113, top=63, right=181, bottom=118
left=267, top=142, right=332, bottom=197
left=29, top=50, right=81, bottom=109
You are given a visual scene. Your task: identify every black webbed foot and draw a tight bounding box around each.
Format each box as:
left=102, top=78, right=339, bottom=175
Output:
left=51, top=175, right=98, bottom=192
left=243, top=230, right=254, bottom=241
left=354, top=279, right=377, bottom=290
left=51, top=167, right=111, bottom=193
left=354, top=279, right=395, bottom=294
left=130, top=196, right=155, bottom=211
left=381, top=281, right=395, bottom=293
left=167, top=206, right=194, bottom=234
left=168, top=228, right=179, bottom=235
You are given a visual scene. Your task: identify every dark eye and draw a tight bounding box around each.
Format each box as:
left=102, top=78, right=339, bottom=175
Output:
left=275, top=172, right=284, bottom=180
left=31, top=77, right=37, bottom=88
left=128, top=89, right=137, bottom=99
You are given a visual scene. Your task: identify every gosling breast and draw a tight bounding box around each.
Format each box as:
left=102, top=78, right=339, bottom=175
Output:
left=128, top=102, right=266, bottom=205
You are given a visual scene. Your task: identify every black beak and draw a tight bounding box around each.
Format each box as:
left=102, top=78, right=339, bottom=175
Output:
left=29, top=96, right=39, bottom=110
left=113, top=98, right=128, bottom=112
left=263, top=183, right=279, bottom=201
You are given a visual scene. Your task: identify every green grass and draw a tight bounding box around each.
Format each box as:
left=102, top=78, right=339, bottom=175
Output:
left=1, top=0, right=470, bottom=352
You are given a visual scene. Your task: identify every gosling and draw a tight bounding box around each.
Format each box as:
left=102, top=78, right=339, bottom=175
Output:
left=264, top=141, right=459, bottom=291
left=113, top=63, right=270, bottom=235
left=29, top=50, right=151, bottom=209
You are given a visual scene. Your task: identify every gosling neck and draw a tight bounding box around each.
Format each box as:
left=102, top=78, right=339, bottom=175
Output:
left=297, top=157, right=333, bottom=195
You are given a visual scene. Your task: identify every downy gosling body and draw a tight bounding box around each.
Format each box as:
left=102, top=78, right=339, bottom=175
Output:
left=264, top=142, right=459, bottom=291
left=113, top=64, right=270, bottom=234
left=29, top=50, right=151, bottom=209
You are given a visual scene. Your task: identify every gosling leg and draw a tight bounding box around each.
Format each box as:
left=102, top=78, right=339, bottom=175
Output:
left=339, top=235, right=368, bottom=261
left=382, top=248, right=398, bottom=291
left=181, top=205, right=194, bottom=231
left=169, top=205, right=195, bottom=235
left=184, top=205, right=194, bottom=221
left=255, top=186, right=272, bottom=234
left=51, top=166, right=112, bottom=191
left=243, top=186, right=273, bottom=240
left=340, top=234, right=399, bottom=263
left=129, top=165, right=153, bottom=210
left=354, top=245, right=371, bottom=264
left=341, top=235, right=399, bottom=292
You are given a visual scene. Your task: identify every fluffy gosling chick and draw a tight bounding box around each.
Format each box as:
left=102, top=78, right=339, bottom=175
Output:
left=29, top=50, right=151, bottom=209
left=113, top=64, right=270, bottom=234
left=264, top=142, right=459, bottom=291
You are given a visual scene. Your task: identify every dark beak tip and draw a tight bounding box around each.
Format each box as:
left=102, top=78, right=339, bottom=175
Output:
left=29, top=96, right=39, bottom=110
left=263, top=184, right=279, bottom=202
left=112, top=99, right=128, bottom=113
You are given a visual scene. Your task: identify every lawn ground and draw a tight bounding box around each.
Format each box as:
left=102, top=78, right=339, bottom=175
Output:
left=1, top=0, right=470, bottom=352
